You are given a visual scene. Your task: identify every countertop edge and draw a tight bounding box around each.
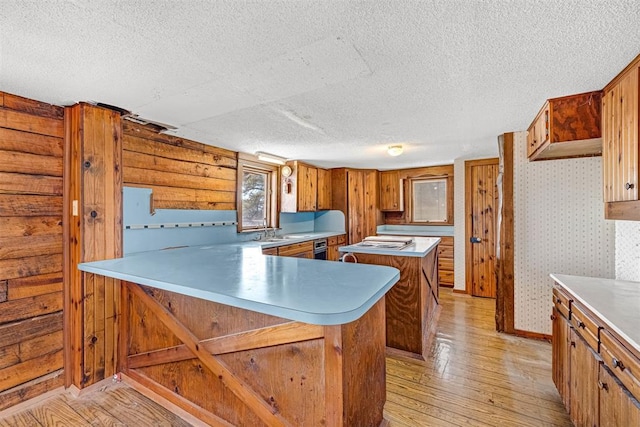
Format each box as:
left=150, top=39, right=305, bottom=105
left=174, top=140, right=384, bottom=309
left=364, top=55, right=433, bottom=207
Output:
left=550, top=273, right=640, bottom=355
left=338, top=236, right=441, bottom=257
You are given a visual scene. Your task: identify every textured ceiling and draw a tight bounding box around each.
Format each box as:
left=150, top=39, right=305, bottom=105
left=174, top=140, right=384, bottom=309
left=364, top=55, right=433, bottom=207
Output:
left=2, top=1, right=639, bottom=169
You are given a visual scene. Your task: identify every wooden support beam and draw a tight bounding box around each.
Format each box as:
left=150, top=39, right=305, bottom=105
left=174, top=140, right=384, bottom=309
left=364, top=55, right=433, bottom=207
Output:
left=128, top=321, right=324, bottom=369
left=126, top=282, right=292, bottom=427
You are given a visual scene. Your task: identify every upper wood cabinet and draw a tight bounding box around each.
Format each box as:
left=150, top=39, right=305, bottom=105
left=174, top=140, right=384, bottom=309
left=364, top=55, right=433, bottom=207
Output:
left=527, top=91, right=603, bottom=161
left=602, top=54, right=640, bottom=219
left=379, top=170, right=404, bottom=211
left=331, top=168, right=379, bottom=244
left=316, top=167, right=332, bottom=211
left=281, top=161, right=317, bottom=212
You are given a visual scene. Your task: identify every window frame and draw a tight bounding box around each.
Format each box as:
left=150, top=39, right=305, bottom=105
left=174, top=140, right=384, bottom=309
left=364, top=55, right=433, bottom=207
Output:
left=236, top=154, right=279, bottom=232
left=407, top=173, right=454, bottom=225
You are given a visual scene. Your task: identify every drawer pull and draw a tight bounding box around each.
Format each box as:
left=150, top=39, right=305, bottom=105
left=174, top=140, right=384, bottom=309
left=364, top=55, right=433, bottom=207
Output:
left=556, top=298, right=562, bottom=304
left=598, top=380, right=608, bottom=391
left=570, top=341, right=576, bottom=348
left=550, top=314, right=556, bottom=321
left=578, top=321, right=585, bottom=329
left=612, top=358, right=626, bottom=371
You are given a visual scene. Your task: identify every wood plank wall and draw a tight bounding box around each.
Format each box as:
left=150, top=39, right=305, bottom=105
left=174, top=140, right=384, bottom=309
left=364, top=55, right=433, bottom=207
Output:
left=122, top=121, right=238, bottom=210
left=0, top=92, right=65, bottom=410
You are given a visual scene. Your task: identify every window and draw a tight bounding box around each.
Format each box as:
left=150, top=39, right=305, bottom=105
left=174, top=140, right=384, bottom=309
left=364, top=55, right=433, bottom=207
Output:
left=242, top=168, right=269, bottom=228
left=411, top=177, right=449, bottom=223
left=237, top=154, right=278, bottom=231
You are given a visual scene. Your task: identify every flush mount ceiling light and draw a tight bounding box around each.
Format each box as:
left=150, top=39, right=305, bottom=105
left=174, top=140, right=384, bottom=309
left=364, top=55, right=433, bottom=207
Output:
left=256, top=151, right=287, bottom=165
left=387, top=145, right=404, bottom=156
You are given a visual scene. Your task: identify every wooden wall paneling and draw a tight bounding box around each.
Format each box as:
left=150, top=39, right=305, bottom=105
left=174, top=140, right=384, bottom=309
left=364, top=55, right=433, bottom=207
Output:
left=496, top=133, right=515, bottom=333
left=0, top=91, right=65, bottom=406
left=122, top=122, right=237, bottom=211
left=65, top=103, right=122, bottom=389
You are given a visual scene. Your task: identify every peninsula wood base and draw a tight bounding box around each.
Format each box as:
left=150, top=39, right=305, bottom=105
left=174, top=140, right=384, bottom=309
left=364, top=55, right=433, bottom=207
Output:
left=119, top=281, right=388, bottom=426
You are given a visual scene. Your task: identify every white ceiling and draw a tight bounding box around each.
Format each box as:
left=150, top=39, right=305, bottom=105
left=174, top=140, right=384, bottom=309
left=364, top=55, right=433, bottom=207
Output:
left=2, top=1, right=639, bottom=170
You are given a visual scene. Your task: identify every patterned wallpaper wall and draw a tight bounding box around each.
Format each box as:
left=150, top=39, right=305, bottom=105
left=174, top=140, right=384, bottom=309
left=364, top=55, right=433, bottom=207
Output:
left=513, top=131, right=615, bottom=335
left=615, top=221, right=640, bottom=281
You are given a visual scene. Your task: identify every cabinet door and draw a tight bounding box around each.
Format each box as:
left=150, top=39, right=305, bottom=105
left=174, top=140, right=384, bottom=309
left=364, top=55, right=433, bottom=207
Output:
left=569, top=328, right=601, bottom=427
left=379, top=170, right=403, bottom=211
left=599, top=364, right=640, bottom=427
left=317, top=168, right=332, bottom=210
left=297, top=164, right=318, bottom=211
left=363, top=170, right=379, bottom=239
left=603, top=66, right=639, bottom=202
left=551, top=307, right=571, bottom=409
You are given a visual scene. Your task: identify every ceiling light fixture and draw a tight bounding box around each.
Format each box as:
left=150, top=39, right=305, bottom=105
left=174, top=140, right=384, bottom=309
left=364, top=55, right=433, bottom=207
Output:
left=256, top=151, right=287, bottom=165
left=387, top=145, right=403, bottom=156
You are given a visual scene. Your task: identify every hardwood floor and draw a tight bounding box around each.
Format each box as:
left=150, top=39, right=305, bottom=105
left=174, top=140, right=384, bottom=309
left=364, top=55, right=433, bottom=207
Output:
left=385, top=288, right=572, bottom=426
left=0, top=382, right=194, bottom=427
left=0, top=288, right=570, bottom=426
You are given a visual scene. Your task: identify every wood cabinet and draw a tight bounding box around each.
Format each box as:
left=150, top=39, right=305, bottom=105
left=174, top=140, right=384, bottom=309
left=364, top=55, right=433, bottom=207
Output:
left=316, top=167, right=332, bottom=210
left=599, top=364, right=640, bottom=427
left=602, top=54, right=640, bottom=219
left=271, top=241, right=314, bottom=258
left=281, top=162, right=333, bottom=212
left=569, top=328, right=601, bottom=426
left=331, top=168, right=379, bottom=245
left=379, top=170, right=403, bottom=211
left=327, top=234, right=347, bottom=261
left=527, top=91, right=602, bottom=161
left=552, top=283, right=640, bottom=426
left=436, top=236, right=454, bottom=287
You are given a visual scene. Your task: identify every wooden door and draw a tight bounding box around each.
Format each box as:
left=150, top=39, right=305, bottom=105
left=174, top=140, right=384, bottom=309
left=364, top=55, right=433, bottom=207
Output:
left=569, top=329, right=600, bottom=427
left=347, top=170, right=364, bottom=244
left=297, top=163, right=317, bottom=211
left=363, top=170, right=379, bottom=239
left=599, top=364, right=640, bottom=427
left=551, top=307, right=571, bottom=409
left=316, top=168, right=332, bottom=210
left=465, top=158, right=498, bottom=298
left=379, top=170, right=403, bottom=211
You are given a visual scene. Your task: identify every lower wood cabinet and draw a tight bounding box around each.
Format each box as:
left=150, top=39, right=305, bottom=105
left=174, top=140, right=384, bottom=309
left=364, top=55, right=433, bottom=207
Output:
left=436, top=236, right=454, bottom=287
left=261, top=241, right=313, bottom=258
left=552, top=284, right=640, bottom=426
left=569, top=328, right=601, bottom=427
left=599, top=364, right=640, bottom=427
left=327, top=234, right=347, bottom=261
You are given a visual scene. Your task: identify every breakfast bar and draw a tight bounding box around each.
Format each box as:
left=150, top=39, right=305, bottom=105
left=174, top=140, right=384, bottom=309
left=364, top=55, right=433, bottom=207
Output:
left=79, top=243, right=399, bottom=426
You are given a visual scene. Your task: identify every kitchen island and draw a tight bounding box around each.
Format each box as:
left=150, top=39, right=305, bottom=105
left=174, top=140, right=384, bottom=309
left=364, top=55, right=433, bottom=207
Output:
left=78, top=243, right=399, bottom=426
left=339, top=237, right=441, bottom=360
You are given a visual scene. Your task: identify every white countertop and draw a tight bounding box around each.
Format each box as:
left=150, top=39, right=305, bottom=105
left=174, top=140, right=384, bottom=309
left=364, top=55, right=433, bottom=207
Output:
left=338, top=236, right=441, bottom=257
left=78, top=243, right=399, bottom=326
left=377, top=225, right=454, bottom=237
left=550, top=274, right=640, bottom=354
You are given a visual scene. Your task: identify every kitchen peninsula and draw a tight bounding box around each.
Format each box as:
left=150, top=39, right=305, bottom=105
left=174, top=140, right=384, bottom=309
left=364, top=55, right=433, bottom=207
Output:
left=339, top=237, right=441, bottom=360
left=78, top=243, right=399, bottom=426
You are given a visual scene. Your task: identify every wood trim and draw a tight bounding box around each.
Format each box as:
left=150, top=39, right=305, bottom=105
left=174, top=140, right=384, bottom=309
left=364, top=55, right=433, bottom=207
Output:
left=126, top=283, right=291, bottom=427
left=514, top=329, right=552, bottom=342
left=62, top=108, right=72, bottom=389
left=452, top=288, right=468, bottom=294
left=323, top=326, right=344, bottom=427
left=464, top=157, right=499, bottom=295
left=496, top=133, right=515, bottom=334
left=605, top=200, right=640, bottom=220
left=603, top=53, right=640, bottom=92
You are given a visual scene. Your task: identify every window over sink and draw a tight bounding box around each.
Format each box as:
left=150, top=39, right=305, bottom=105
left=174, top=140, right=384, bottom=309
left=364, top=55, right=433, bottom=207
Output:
left=237, top=153, right=279, bottom=232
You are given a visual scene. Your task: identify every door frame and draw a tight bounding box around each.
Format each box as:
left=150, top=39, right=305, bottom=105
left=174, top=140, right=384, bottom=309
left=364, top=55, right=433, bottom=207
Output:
left=464, top=157, right=499, bottom=296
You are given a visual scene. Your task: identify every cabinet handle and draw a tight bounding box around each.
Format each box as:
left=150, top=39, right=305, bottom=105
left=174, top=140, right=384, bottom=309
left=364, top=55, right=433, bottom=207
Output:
left=612, top=358, right=626, bottom=371
left=556, top=298, right=561, bottom=304
left=598, top=380, right=608, bottom=391
left=550, top=314, right=556, bottom=321
left=625, top=182, right=635, bottom=190
left=570, top=341, right=576, bottom=348
left=578, top=321, right=585, bottom=329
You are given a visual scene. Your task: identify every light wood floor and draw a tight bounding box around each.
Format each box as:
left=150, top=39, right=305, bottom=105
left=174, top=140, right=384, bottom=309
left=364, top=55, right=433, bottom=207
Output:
left=385, top=288, right=572, bottom=426
left=0, top=288, right=571, bottom=426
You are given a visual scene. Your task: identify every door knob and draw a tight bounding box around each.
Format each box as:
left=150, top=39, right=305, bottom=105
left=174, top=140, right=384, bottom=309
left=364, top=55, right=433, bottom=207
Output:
left=470, top=237, right=482, bottom=243
left=625, top=182, right=635, bottom=190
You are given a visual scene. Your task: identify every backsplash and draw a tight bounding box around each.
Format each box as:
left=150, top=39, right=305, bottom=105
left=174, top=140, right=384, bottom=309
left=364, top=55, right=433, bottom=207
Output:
left=615, top=221, right=640, bottom=281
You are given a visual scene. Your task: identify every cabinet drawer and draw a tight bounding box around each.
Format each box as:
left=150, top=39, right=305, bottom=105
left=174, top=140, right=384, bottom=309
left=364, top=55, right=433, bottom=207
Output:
left=437, top=245, right=453, bottom=259
left=570, top=302, right=600, bottom=351
left=439, top=271, right=454, bottom=285
left=552, top=287, right=571, bottom=320
left=438, top=258, right=454, bottom=271
left=328, top=236, right=338, bottom=246
left=278, top=241, right=313, bottom=257
left=600, top=329, right=640, bottom=400
left=337, top=234, right=346, bottom=245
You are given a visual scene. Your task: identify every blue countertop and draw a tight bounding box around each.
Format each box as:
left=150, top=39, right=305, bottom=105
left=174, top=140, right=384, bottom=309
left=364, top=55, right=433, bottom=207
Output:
left=339, top=236, right=440, bottom=257
left=78, top=243, right=399, bottom=326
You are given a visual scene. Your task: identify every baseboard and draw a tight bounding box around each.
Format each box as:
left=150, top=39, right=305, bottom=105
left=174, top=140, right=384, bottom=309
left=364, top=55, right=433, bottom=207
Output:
left=514, top=329, right=551, bottom=342
left=0, top=385, right=65, bottom=418
left=452, top=288, right=467, bottom=294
